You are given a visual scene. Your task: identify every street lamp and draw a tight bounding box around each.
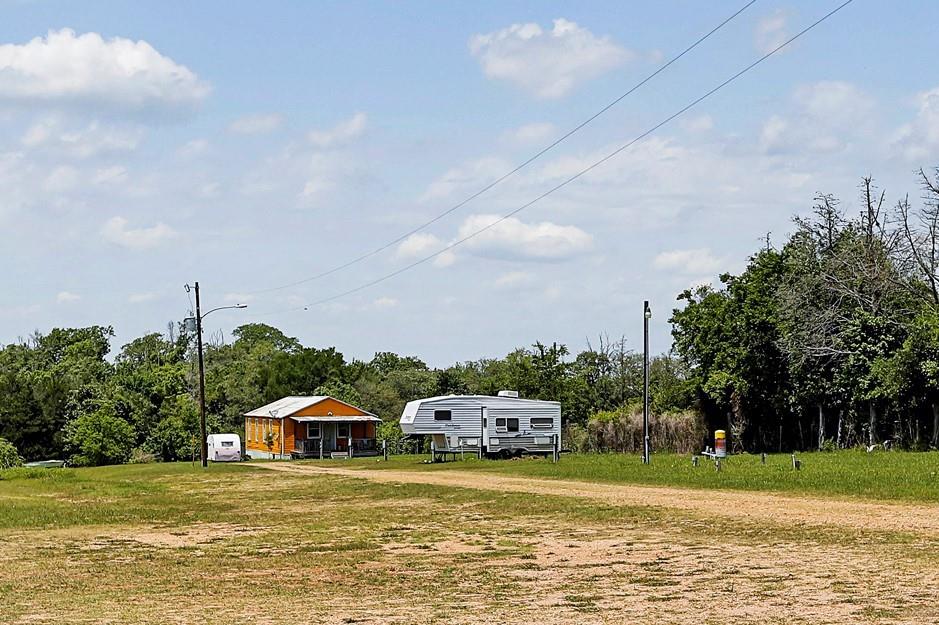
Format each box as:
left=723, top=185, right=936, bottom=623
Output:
left=643, top=301, right=652, bottom=465
left=185, top=282, right=247, bottom=468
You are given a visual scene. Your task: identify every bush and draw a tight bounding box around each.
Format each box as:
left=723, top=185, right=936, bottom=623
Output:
left=566, top=407, right=706, bottom=454
left=64, top=409, right=136, bottom=466
left=0, top=438, right=23, bottom=469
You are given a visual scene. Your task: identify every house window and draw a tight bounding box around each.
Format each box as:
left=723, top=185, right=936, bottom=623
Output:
left=531, top=417, right=554, bottom=429
left=433, top=410, right=452, bottom=421
left=307, top=422, right=321, bottom=439
left=506, top=418, right=519, bottom=432
left=337, top=423, right=350, bottom=439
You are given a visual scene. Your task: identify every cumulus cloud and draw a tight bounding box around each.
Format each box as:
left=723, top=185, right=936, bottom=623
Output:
left=456, top=214, right=592, bottom=261
left=229, top=113, right=283, bottom=135
left=760, top=81, right=873, bottom=155
left=506, top=122, right=556, bottom=144
left=101, top=216, right=176, bottom=249
left=421, top=156, right=511, bottom=202
left=680, top=114, right=713, bottom=133
left=0, top=29, right=209, bottom=114
left=308, top=112, right=367, bottom=148
left=653, top=248, right=723, bottom=275
left=396, top=232, right=456, bottom=267
left=56, top=291, right=80, bottom=303
left=470, top=18, right=632, bottom=98
left=893, top=87, right=939, bottom=161
left=21, top=118, right=142, bottom=157
left=755, top=10, right=789, bottom=54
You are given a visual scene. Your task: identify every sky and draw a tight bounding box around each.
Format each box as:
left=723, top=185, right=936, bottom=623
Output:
left=2, top=0, right=939, bottom=366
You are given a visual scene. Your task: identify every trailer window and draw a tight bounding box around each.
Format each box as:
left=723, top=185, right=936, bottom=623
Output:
left=221, top=441, right=234, bottom=447
left=434, top=410, right=452, bottom=421
left=531, top=417, right=553, bottom=429
left=506, top=418, right=519, bottom=432
left=495, top=418, right=506, bottom=430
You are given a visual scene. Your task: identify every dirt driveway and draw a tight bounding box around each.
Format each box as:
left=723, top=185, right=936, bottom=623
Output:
left=250, top=462, right=939, bottom=536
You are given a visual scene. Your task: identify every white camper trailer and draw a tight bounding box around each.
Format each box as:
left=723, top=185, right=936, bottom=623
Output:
left=207, top=433, right=242, bottom=462
left=400, top=392, right=561, bottom=459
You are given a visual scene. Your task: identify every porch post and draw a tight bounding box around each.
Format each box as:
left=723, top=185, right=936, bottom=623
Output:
left=319, top=435, right=324, bottom=459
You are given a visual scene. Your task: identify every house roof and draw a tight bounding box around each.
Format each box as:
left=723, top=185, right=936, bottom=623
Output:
left=291, top=415, right=381, bottom=423
left=243, top=395, right=377, bottom=419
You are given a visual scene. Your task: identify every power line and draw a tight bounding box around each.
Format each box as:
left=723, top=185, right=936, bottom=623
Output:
left=261, top=0, right=855, bottom=316
left=247, top=0, right=759, bottom=295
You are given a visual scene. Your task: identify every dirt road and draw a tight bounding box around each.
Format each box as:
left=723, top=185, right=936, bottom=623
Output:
left=251, top=462, right=939, bottom=535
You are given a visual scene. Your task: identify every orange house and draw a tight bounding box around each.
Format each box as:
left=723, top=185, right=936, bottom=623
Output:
left=243, top=396, right=381, bottom=460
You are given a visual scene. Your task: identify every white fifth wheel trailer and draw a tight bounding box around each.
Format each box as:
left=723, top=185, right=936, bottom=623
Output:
left=400, top=392, right=561, bottom=459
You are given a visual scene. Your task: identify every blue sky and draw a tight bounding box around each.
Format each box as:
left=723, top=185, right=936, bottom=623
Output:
left=2, top=1, right=939, bottom=365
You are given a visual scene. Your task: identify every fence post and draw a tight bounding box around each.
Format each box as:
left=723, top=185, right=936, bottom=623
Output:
left=383, top=439, right=388, bottom=461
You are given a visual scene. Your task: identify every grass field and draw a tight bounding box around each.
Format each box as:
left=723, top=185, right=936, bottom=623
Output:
left=2, top=454, right=938, bottom=624
left=306, top=450, right=939, bottom=503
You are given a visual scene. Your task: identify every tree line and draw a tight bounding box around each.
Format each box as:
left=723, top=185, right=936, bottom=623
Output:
left=2, top=170, right=939, bottom=465
left=672, top=171, right=939, bottom=452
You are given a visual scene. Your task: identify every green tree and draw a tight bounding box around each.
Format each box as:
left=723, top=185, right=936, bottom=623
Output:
left=64, top=408, right=135, bottom=466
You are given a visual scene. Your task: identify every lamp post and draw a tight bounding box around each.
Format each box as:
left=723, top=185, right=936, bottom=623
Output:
left=643, top=300, right=652, bottom=465
left=185, top=282, right=247, bottom=468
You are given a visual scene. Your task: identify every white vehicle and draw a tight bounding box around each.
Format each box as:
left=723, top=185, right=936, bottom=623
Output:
left=400, top=392, right=561, bottom=459
left=207, top=433, right=242, bottom=462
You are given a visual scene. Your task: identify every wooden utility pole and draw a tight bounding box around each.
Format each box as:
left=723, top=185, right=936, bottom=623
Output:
left=195, top=282, right=208, bottom=468
left=643, top=300, right=651, bottom=464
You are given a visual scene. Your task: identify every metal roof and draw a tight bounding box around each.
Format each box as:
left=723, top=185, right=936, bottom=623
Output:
left=243, top=395, right=377, bottom=419
left=291, top=415, right=381, bottom=423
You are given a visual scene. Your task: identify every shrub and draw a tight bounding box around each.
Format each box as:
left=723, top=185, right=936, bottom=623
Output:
left=567, top=407, right=706, bottom=454
left=0, top=438, right=23, bottom=469
left=64, top=409, right=136, bottom=466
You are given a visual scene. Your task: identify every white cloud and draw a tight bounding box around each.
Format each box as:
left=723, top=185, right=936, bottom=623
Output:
left=373, top=296, right=398, bottom=309
left=494, top=271, right=533, bottom=289
left=43, top=166, right=79, bottom=192
left=761, top=82, right=873, bottom=155
left=178, top=139, right=209, bottom=158
left=128, top=292, right=158, bottom=304
left=653, top=248, right=723, bottom=275
left=681, top=114, right=713, bottom=133
left=0, top=29, right=209, bottom=114
left=308, top=112, right=367, bottom=148
left=101, top=216, right=176, bottom=249
left=396, top=232, right=456, bottom=267
left=56, top=291, right=80, bottom=303
left=470, top=18, right=632, bottom=99
left=22, top=118, right=142, bottom=158
left=421, top=156, right=511, bottom=202
left=506, top=122, right=556, bottom=144
left=229, top=113, right=283, bottom=135
left=893, top=87, right=939, bottom=161
left=456, top=214, right=593, bottom=261
left=92, top=165, right=128, bottom=185
left=755, top=10, right=789, bottom=54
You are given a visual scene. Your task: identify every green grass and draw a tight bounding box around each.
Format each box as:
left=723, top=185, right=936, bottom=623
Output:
left=313, top=449, right=939, bottom=503
left=2, top=461, right=938, bottom=624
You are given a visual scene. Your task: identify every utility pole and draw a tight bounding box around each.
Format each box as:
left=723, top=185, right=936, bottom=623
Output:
left=643, top=300, right=651, bottom=465
left=185, top=283, right=246, bottom=469
left=195, top=282, right=208, bottom=468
